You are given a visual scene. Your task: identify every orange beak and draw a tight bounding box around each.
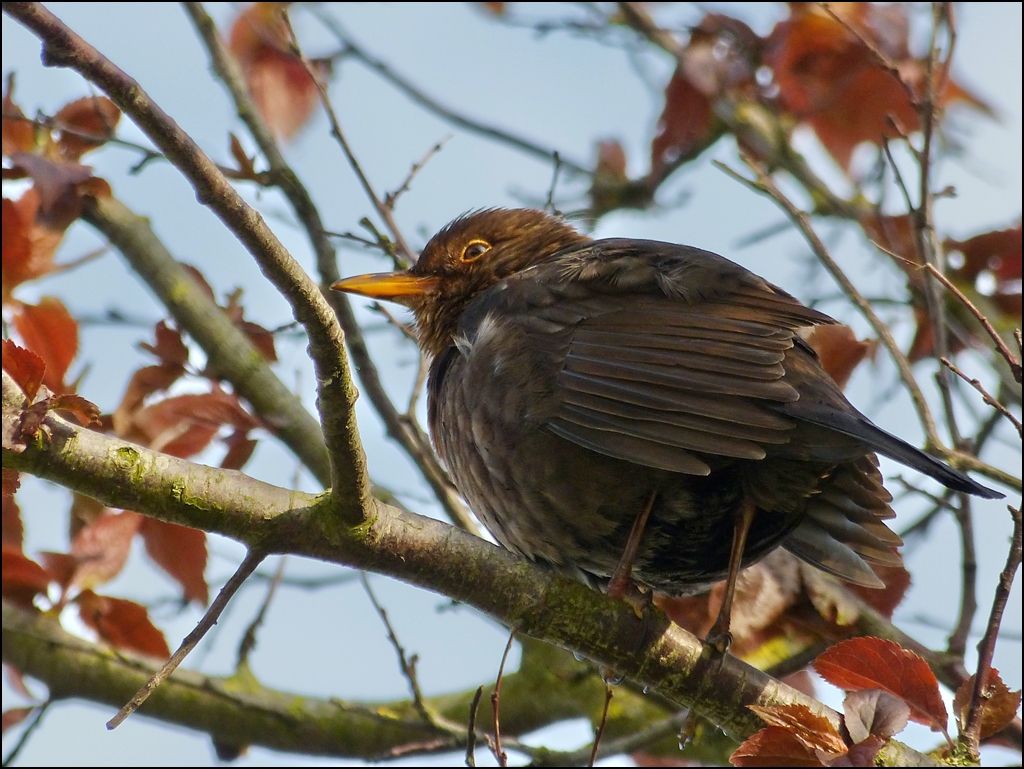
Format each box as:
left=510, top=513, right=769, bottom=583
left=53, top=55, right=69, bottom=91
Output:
left=331, top=272, right=439, bottom=304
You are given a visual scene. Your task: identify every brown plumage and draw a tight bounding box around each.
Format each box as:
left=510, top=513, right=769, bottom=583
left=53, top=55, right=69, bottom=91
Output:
left=333, top=209, right=1001, bottom=642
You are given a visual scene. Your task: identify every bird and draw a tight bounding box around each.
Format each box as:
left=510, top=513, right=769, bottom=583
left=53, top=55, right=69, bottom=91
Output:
left=333, top=208, right=1002, bottom=646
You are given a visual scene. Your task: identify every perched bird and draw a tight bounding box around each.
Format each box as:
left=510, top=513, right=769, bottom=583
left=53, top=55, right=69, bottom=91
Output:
left=333, top=209, right=1001, bottom=644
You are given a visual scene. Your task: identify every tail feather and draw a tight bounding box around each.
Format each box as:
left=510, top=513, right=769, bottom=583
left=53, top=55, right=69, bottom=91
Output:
left=784, top=404, right=1004, bottom=500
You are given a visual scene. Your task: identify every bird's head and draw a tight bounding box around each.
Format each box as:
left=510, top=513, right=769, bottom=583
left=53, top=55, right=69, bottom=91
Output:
left=332, top=209, right=588, bottom=357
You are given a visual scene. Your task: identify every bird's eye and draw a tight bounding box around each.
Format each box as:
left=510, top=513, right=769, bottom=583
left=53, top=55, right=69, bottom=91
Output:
left=460, top=240, right=490, bottom=262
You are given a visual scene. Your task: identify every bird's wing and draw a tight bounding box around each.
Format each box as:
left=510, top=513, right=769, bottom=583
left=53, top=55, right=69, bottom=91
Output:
left=489, top=239, right=838, bottom=475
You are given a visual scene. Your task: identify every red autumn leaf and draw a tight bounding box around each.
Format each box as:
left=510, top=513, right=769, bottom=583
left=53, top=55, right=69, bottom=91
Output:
left=731, top=726, right=827, bottom=767
left=2, top=73, right=34, bottom=157
left=813, top=637, right=947, bottom=731
left=1, top=189, right=66, bottom=302
left=131, top=388, right=259, bottom=458
left=10, top=297, right=79, bottom=394
left=3, top=663, right=34, bottom=700
left=804, top=325, right=877, bottom=390
left=139, top=517, right=209, bottom=605
left=76, top=589, right=171, bottom=659
left=1, top=468, right=20, bottom=497
left=651, top=67, right=715, bottom=176
left=2, top=495, right=23, bottom=550
left=69, top=510, right=142, bottom=590
left=221, top=430, right=258, bottom=471
left=766, top=4, right=988, bottom=172
left=1, top=545, right=51, bottom=609
left=843, top=689, right=910, bottom=743
left=52, top=95, right=121, bottom=160
left=112, top=362, right=187, bottom=441
left=477, top=2, right=505, bottom=15
left=1, top=339, right=45, bottom=401
left=227, top=3, right=330, bottom=141
left=1, top=706, right=35, bottom=734
left=946, top=223, right=1023, bottom=322
left=138, top=320, right=190, bottom=367
left=953, top=669, right=1022, bottom=740
left=748, top=703, right=847, bottom=757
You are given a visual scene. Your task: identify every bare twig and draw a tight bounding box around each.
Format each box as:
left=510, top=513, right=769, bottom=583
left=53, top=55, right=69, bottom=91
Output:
left=926, top=263, right=1023, bottom=383
left=310, top=10, right=591, bottom=176
left=1, top=699, right=50, bottom=768
left=545, top=152, right=562, bottom=213
left=465, top=685, right=484, bottom=767
left=107, top=547, right=266, bottom=729
left=491, top=630, right=516, bottom=768
left=236, top=556, right=286, bottom=668
left=942, top=358, right=1023, bottom=438
left=589, top=684, right=614, bottom=767
left=962, top=505, right=1023, bottom=758
left=946, top=495, right=977, bottom=659
left=385, top=136, right=450, bottom=211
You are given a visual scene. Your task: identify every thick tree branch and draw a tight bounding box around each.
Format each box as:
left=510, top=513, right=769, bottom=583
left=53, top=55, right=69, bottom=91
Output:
left=2, top=0, right=368, bottom=518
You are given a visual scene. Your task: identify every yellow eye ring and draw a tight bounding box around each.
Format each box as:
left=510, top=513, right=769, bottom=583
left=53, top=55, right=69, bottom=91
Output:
left=460, top=240, right=491, bottom=262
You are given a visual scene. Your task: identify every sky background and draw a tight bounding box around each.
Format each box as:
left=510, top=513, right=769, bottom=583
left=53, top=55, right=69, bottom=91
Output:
left=2, top=2, right=1021, bottom=766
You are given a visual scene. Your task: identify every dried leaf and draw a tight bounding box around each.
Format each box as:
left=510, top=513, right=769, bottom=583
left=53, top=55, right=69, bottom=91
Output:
left=2, top=495, right=23, bottom=550
left=804, top=325, right=877, bottom=390
left=2, top=73, right=34, bottom=157
left=731, top=726, right=827, bottom=767
left=1, top=707, right=35, bottom=734
left=1, top=546, right=51, bottom=609
left=69, top=510, right=141, bottom=590
left=1, top=339, right=45, bottom=401
left=10, top=297, right=79, bottom=393
left=53, top=96, right=121, bottom=160
left=953, top=669, right=1022, bottom=740
left=749, top=703, right=847, bottom=757
left=843, top=689, right=910, bottom=743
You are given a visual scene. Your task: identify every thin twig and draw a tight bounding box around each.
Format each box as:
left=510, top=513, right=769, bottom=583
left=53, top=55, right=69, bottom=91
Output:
left=1, top=700, right=50, bottom=768
left=589, top=684, right=614, bottom=767
left=925, top=263, right=1023, bottom=383
left=962, top=505, right=1023, bottom=758
left=281, top=8, right=414, bottom=263
left=545, top=152, right=562, bottom=213
left=465, top=685, right=484, bottom=767
left=491, top=630, right=516, bottom=768
left=309, top=9, right=591, bottom=176
left=385, top=136, right=450, bottom=211
left=946, top=494, right=977, bottom=660
left=107, top=547, right=266, bottom=729
left=942, top=358, right=1023, bottom=438
left=236, top=556, right=286, bottom=668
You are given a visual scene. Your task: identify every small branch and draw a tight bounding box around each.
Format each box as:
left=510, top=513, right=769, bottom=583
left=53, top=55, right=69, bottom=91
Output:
left=465, top=685, right=484, bottom=767
left=236, top=556, right=285, bottom=669
left=310, top=10, right=590, bottom=176
left=925, top=263, right=1022, bottom=383
left=589, top=685, right=614, bottom=767
left=942, top=358, right=1023, bottom=438
left=385, top=136, right=450, bottom=212
left=946, top=495, right=977, bottom=660
left=962, top=505, right=1023, bottom=757
left=491, top=630, right=516, bottom=768
left=1, top=699, right=50, bottom=768
left=107, top=547, right=266, bottom=729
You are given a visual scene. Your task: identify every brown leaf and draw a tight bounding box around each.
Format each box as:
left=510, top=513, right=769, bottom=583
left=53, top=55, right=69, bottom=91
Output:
left=221, top=430, right=257, bottom=470
left=111, top=362, right=186, bottom=440
left=50, top=393, right=101, bottom=426
left=813, top=637, right=947, bottom=731
left=10, top=297, right=79, bottom=393
left=1, top=339, right=45, bottom=401
left=76, top=589, right=171, bottom=659
left=69, top=510, right=142, bottom=590
left=953, top=669, right=1022, bottom=740
left=731, top=726, right=827, bottom=767
left=749, top=704, right=847, bottom=757
left=1, top=546, right=51, bottom=609
left=131, top=387, right=258, bottom=458
left=651, top=65, right=715, bottom=175
left=53, top=96, right=120, bottom=160
left=847, top=562, right=910, bottom=619
left=804, top=325, right=877, bottom=390
left=139, top=517, right=209, bottom=605
left=7, top=154, right=93, bottom=229
left=843, top=689, right=910, bottom=743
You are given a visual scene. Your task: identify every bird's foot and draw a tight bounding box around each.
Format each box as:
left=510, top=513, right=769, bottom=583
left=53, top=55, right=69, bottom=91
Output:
left=703, top=628, right=733, bottom=656
left=607, top=578, right=652, bottom=621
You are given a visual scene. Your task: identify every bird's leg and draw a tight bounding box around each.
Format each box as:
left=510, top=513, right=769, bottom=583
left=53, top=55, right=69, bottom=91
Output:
left=606, top=491, right=657, bottom=618
left=706, top=498, right=757, bottom=654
